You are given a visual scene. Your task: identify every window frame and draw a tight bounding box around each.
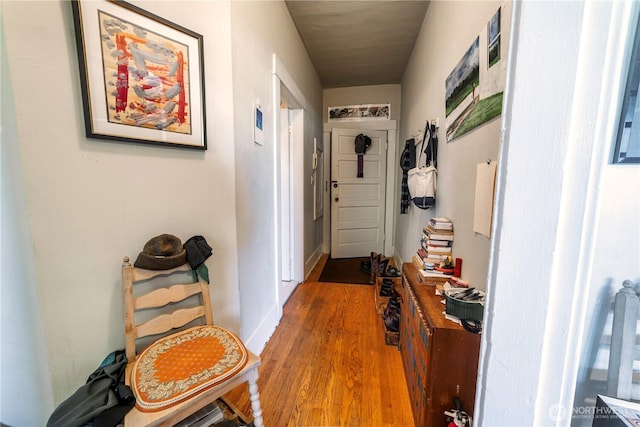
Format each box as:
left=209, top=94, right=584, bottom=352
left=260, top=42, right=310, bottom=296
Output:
left=612, top=13, right=640, bottom=164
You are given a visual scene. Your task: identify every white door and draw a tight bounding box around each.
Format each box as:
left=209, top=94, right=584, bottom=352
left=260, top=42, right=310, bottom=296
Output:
left=330, top=128, right=387, bottom=258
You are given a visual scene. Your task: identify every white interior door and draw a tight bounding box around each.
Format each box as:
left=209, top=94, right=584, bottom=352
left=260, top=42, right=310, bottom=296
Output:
left=330, top=128, right=387, bottom=258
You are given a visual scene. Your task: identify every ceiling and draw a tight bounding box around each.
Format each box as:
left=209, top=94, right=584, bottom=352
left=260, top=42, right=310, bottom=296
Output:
left=285, top=1, right=430, bottom=88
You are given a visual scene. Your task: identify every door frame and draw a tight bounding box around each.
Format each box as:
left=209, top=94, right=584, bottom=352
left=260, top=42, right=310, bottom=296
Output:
left=273, top=55, right=306, bottom=317
left=323, top=120, right=397, bottom=257
left=280, top=108, right=303, bottom=286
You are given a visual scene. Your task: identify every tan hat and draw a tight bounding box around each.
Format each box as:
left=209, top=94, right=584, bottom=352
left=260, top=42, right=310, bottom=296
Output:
left=134, top=234, right=187, bottom=270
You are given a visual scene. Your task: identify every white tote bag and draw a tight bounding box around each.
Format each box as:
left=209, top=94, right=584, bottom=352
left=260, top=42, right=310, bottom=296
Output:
left=407, top=163, right=436, bottom=209
left=408, top=124, right=437, bottom=209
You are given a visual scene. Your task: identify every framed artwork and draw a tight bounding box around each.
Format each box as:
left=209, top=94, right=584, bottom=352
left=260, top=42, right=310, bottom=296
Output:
left=328, top=104, right=390, bottom=121
left=445, top=36, right=480, bottom=141
left=445, top=3, right=509, bottom=142
left=71, top=0, right=207, bottom=150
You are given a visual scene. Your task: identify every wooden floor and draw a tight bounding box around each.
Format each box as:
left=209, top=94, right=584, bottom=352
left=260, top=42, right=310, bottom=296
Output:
left=224, top=254, right=414, bottom=426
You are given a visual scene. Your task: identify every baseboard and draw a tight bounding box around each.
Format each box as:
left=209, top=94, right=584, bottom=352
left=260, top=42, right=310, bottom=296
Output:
left=393, top=251, right=403, bottom=270
left=281, top=280, right=298, bottom=304
left=243, top=302, right=280, bottom=355
left=305, top=245, right=323, bottom=280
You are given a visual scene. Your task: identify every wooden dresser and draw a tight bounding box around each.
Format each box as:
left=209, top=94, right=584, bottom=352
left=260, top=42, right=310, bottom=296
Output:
left=400, top=263, right=481, bottom=427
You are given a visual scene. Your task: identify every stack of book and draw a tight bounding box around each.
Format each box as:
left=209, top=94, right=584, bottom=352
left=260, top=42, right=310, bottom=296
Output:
left=421, top=217, right=454, bottom=264
left=413, top=218, right=455, bottom=284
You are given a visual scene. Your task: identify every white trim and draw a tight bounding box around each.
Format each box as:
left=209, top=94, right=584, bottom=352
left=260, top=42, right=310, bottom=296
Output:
left=323, top=120, right=397, bottom=132
left=384, top=129, right=397, bottom=257
left=243, top=302, right=279, bottom=355
left=305, top=245, right=323, bottom=281
left=274, top=55, right=307, bottom=111
left=271, top=70, right=282, bottom=319
left=322, top=130, right=331, bottom=254
left=290, top=109, right=304, bottom=284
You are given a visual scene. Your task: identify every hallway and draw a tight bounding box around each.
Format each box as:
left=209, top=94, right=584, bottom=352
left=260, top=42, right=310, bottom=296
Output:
left=225, top=255, right=413, bottom=426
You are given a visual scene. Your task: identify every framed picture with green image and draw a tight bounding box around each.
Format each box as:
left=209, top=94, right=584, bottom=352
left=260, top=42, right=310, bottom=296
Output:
left=445, top=2, right=511, bottom=142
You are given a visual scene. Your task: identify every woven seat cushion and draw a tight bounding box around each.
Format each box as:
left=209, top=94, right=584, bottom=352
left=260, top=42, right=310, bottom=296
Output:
left=131, top=325, right=248, bottom=412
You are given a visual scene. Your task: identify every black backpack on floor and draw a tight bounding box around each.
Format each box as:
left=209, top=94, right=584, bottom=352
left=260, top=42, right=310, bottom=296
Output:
left=47, top=350, right=135, bottom=427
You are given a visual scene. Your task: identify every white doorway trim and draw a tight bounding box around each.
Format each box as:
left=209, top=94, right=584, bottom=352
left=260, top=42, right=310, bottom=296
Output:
left=273, top=54, right=306, bottom=317
left=323, top=121, right=397, bottom=257
left=474, top=2, right=640, bottom=425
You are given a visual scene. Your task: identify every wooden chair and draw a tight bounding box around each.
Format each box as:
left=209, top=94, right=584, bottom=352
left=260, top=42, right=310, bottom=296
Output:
left=122, top=256, right=264, bottom=426
left=607, top=279, right=640, bottom=401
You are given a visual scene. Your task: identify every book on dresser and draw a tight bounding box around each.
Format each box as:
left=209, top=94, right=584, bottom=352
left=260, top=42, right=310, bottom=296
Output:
left=424, top=239, right=452, bottom=247
left=423, top=226, right=454, bottom=242
left=429, top=217, right=454, bottom=230
left=418, top=268, right=453, bottom=279
left=414, top=253, right=445, bottom=266
left=425, top=245, right=452, bottom=255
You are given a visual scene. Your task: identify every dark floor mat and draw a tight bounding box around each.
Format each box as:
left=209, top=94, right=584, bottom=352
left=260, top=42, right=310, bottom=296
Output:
left=318, top=257, right=371, bottom=284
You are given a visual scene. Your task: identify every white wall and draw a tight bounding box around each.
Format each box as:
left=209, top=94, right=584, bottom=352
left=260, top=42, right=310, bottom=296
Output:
left=229, top=1, right=322, bottom=349
left=1, top=26, right=55, bottom=425
left=397, top=1, right=510, bottom=290
left=2, top=0, right=240, bottom=407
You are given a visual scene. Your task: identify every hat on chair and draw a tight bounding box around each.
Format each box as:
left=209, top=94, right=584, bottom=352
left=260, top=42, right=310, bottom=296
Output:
left=134, top=234, right=187, bottom=270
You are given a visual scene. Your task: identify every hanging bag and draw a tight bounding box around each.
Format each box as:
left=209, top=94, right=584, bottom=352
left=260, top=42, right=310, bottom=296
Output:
left=407, top=123, right=437, bottom=209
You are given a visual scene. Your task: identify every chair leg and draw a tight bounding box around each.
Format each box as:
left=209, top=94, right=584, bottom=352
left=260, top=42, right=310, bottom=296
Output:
left=248, top=376, right=263, bottom=427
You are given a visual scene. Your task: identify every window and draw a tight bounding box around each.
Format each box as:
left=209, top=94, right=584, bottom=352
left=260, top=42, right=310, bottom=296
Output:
left=613, top=15, right=640, bottom=164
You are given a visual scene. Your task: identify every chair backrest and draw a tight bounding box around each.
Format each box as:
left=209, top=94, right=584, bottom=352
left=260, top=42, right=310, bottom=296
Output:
left=122, top=256, right=213, bottom=362
left=607, top=279, right=640, bottom=400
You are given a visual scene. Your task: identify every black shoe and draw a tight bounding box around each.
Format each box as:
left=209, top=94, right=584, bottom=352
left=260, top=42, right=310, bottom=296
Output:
left=383, top=310, right=400, bottom=332
left=380, top=285, right=394, bottom=297
left=383, top=266, right=401, bottom=277
left=384, top=299, right=400, bottom=318
left=360, top=261, right=371, bottom=274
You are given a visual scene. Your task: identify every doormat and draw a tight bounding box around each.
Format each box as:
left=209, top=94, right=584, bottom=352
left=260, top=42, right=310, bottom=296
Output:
left=318, top=257, right=371, bottom=285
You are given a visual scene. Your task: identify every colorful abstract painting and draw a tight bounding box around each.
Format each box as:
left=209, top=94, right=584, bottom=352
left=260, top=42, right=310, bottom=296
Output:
left=73, top=1, right=206, bottom=149
left=98, top=10, right=192, bottom=134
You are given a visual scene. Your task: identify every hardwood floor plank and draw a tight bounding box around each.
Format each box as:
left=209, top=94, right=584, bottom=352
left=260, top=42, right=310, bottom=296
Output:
left=224, top=255, right=413, bottom=426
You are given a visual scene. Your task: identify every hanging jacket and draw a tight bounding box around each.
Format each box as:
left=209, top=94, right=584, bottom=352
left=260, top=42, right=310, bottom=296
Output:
left=400, top=138, right=416, bottom=214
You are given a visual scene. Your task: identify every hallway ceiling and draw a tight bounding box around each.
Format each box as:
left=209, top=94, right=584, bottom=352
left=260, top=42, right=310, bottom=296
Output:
left=285, top=1, right=429, bottom=88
